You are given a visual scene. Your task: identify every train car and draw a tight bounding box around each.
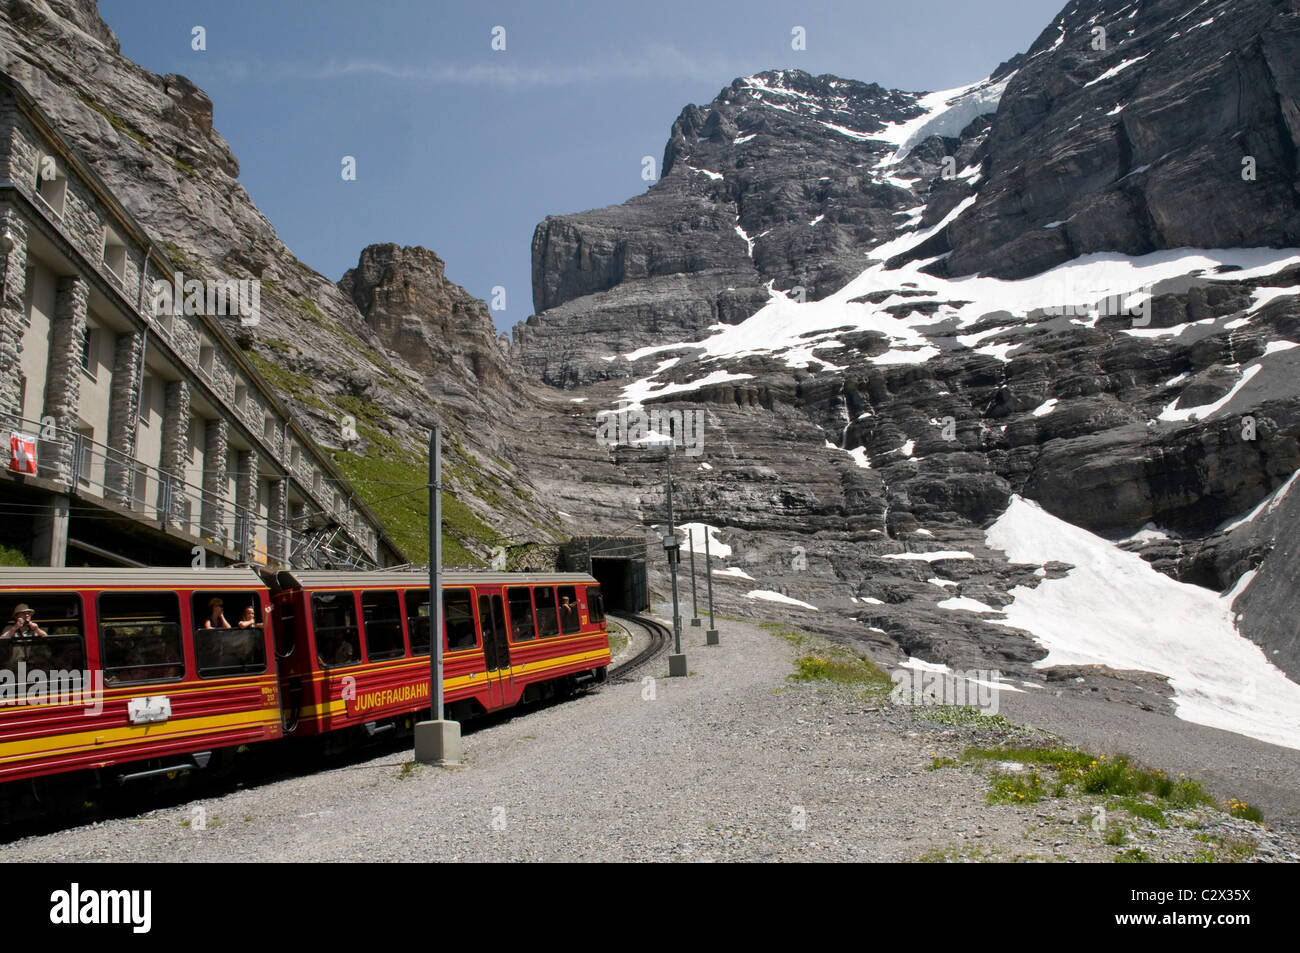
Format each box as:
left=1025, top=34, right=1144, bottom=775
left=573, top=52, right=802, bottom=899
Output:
left=0, top=567, right=281, bottom=791
left=267, top=570, right=610, bottom=745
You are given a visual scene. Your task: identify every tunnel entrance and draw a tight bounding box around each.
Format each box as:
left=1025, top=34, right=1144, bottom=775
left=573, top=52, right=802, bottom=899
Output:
left=560, top=536, right=648, bottom=613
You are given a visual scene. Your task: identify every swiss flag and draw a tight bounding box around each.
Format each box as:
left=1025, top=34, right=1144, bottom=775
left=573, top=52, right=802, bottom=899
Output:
left=9, top=432, right=36, bottom=475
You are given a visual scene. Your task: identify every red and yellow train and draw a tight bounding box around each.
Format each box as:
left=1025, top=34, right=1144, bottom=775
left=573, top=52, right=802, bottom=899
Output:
left=0, top=567, right=609, bottom=799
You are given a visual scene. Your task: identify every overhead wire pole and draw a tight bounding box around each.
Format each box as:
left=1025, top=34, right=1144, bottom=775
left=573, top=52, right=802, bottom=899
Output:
left=704, top=526, right=719, bottom=646
left=663, top=440, right=687, bottom=677
left=414, top=426, right=461, bottom=765
left=689, top=527, right=701, bottom=626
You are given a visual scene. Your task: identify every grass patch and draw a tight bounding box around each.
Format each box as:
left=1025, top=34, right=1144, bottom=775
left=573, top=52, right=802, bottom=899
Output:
left=245, top=350, right=322, bottom=407
left=1191, top=833, right=1257, bottom=862
left=1226, top=799, right=1264, bottom=823
left=914, top=705, right=1015, bottom=731
left=607, top=629, right=629, bottom=657
left=987, top=770, right=1047, bottom=805
left=0, top=544, right=29, bottom=567
left=1117, top=798, right=1166, bottom=827
left=790, top=652, right=893, bottom=691
left=1114, top=847, right=1151, bottom=863
left=330, top=442, right=493, bottom=567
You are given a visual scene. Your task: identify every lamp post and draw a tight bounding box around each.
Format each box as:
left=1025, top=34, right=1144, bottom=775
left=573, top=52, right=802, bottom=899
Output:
left=414, top=426, right=461, bottom=765
left=704, top=527, right=719, bottom=646
left=689, top=527, right=701, bottom=627
left=645, top=433, right=687, bottom=677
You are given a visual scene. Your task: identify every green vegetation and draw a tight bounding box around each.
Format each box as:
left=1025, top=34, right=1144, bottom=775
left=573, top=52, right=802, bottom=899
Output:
left=160, top=241, right=197, bottom=270
left=0, top=544, right=28, bottom=567
left=1114, top=847, right=1152, bottom=863
left=1191, top=832, right=1257, bottom=862
left=913, top=705, right=1015, bottom=731
left=1227, top=798, right=1264, bottom=823
left=296, top=298, right=324, bottom=321
left=607, top=629, right=630, bottom=657
left=80, top=95, right=152, bottom=152
left=766, top=623, right=894, bottom=694
left=330, top=438, right=493, bottom=568
left=245, top=351, right=327, bottom=411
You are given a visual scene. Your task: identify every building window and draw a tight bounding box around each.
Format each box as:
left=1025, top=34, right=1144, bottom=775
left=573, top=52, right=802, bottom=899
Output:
left=198, top=343, right=215, bottom=379
left=79, top=327, right=94, bottom=377
left=101, top=228, right=128, bottom=284
left=263, top=414, right=276, bottom=445
left=234, top=383, right=247, bottom=413
left=35, top=159, right=67, bottom=217
left=75, top=424, right=93, bottom=484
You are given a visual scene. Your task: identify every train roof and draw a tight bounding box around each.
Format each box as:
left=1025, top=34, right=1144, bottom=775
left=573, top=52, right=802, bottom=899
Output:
left=0, top=567, right=267, bottom=588
left=277, top=570, right=598, bottom=589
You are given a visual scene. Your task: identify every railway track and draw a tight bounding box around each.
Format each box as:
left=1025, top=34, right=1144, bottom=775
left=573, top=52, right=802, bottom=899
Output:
left=607, top=613, right=672, bottom=681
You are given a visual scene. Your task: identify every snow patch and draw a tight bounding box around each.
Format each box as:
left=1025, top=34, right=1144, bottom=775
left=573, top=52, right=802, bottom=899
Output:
left=746, top=590, right=819, bottom=611
left=986, top=496, right=1300, bottom=749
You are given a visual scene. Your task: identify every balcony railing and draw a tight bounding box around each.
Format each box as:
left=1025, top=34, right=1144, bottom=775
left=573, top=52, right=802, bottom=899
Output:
left=0, top=412, right=330, bottom=568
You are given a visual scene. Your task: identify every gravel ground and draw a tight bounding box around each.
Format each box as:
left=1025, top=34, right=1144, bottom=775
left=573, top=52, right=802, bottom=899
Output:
left=1, top=617, right=1295, bottom=862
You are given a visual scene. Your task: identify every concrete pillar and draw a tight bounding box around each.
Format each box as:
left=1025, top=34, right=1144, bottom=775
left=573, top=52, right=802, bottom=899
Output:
left=0, top=212, right=30, bottom=417
left=41, top=275, right=88, bottom=482
left=269, top=477, right=288, bottom=565
left=200, top=417, right=228, bottom=544
left=103, top=328, right=144, bottom=505
left=236, top=449, right=258, bottom=561
left=159, top=379, right=190, bottom=525
left=31, top=493, right=69, bottom=567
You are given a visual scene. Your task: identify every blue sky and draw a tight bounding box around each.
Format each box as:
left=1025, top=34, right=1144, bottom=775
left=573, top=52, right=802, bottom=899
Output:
left=99, top=0, right=1066, bottom=335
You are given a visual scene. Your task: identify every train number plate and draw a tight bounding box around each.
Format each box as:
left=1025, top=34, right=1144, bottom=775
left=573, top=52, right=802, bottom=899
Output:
left=127, top=695, right=172, bottom=725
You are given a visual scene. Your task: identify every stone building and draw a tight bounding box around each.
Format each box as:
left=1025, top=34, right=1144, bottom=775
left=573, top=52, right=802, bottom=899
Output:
left=0, top=72, right=404, bottom=569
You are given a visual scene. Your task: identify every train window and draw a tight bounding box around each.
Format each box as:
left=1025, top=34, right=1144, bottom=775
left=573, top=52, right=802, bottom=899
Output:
left=557, top=585, right=580, bottom=634
left=585, top=586, right=605, bottom=624
left=534, top=586, right=560, bottom=638
left=362, top=591, right=405, bottom=661
left=0, top=594, right=86, bottom=682
left=98, top=592, right=184, bottom=685
left=444, top=589, right=477, bottom=651
left=311, top=592, right=361, bottom=668
left=191, top=592, right=266, bottom=679
left=405, top=590, right=430, bottom=656
left=506, top=588, right=535, bottom=642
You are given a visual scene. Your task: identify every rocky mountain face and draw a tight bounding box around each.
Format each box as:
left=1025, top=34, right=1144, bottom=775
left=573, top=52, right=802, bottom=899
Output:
left=509, top=0, right=1300, bottom=739
left=936, top=0, right=1300, bottom=280
left=0, top=0, right=564, bottom=563
left=516, top=65, right=1013, bottom=386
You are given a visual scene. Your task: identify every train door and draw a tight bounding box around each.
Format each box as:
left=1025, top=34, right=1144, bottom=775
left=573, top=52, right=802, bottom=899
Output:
left=477, top=591, right=513, bottom=707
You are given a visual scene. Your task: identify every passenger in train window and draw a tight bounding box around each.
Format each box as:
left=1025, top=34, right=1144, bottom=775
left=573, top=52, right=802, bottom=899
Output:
left=203, top=598, right=231, bottom=630
left=2, top=604, right=48, bottom=638
left=237, top=606, right=261, bottom=629
left=559, top=596, right=579, bottom=631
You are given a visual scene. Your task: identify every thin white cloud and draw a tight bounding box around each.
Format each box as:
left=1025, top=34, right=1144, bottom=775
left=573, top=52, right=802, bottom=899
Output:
left=216, top=45, right=757, bottom=89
